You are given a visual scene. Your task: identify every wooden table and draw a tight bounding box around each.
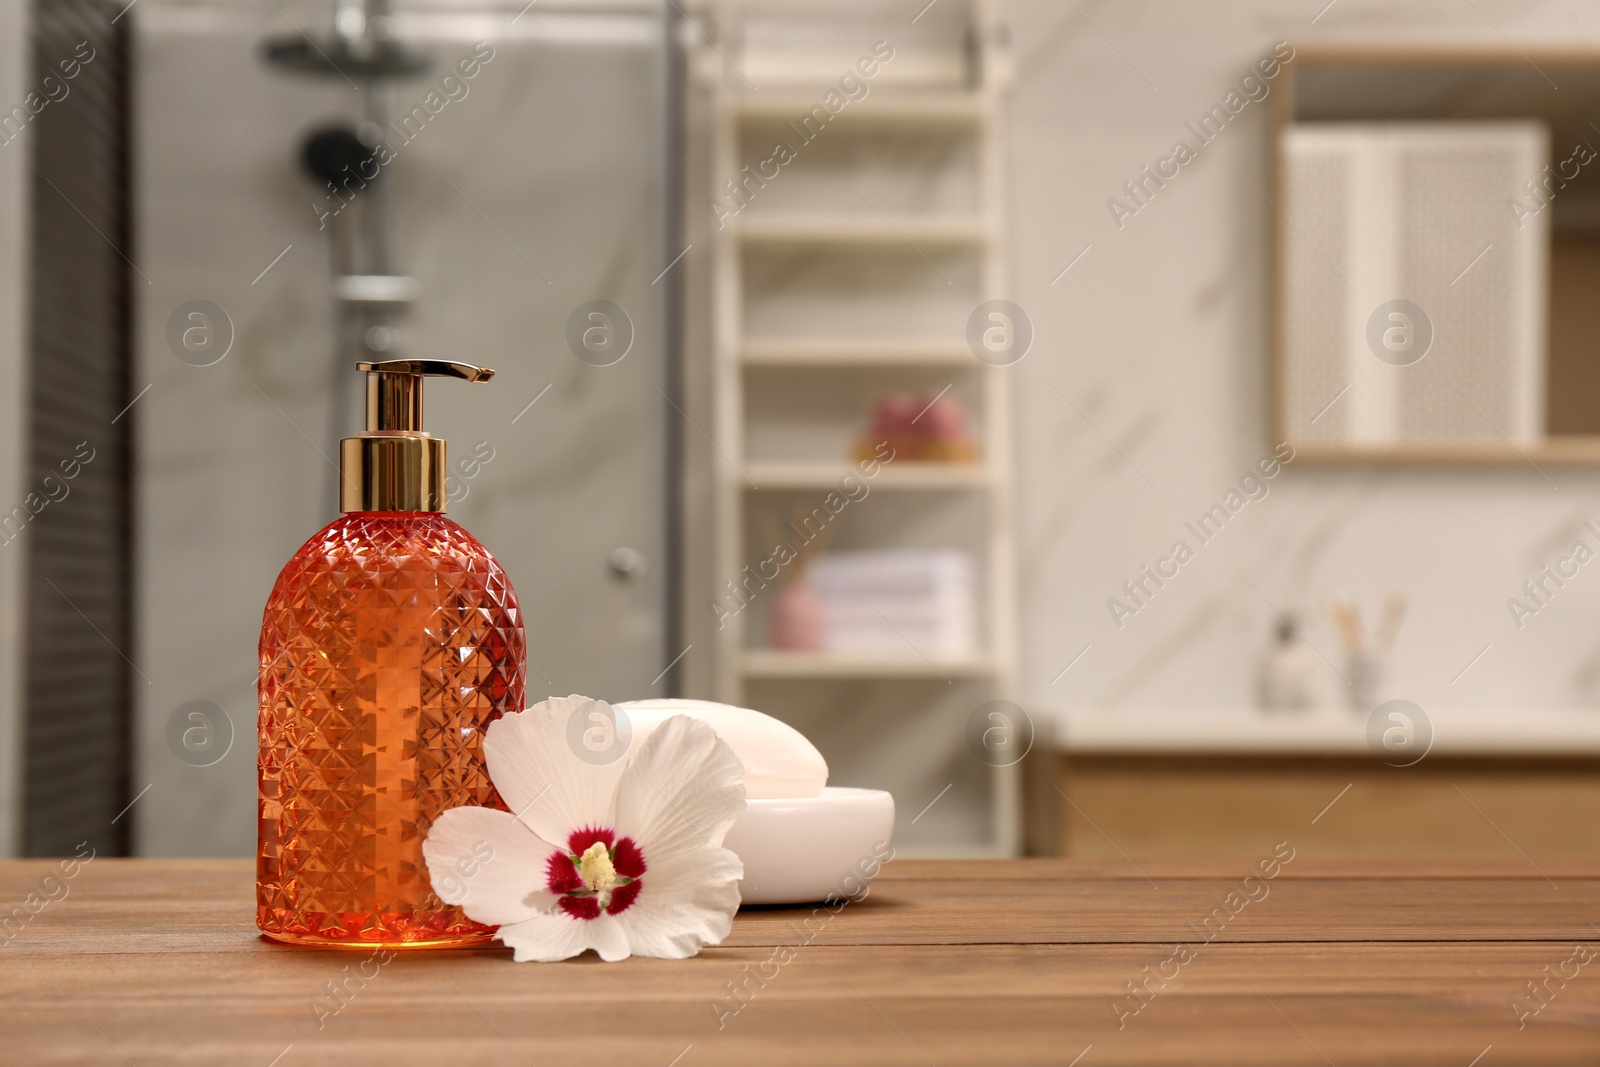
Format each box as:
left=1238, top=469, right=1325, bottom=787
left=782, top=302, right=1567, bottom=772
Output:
left=4, top=858, right=1598, bottom=1065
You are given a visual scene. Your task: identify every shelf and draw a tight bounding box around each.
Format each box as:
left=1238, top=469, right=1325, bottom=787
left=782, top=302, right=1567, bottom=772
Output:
left=743, top=338, right=977, bottom=368
left=743, top=462, right=989, bottom=490
left=704, top=1, right=1016, bottom=858
left=742, top=650, right=998, bottom=680
left=736, top=214, right=988, bottom=248
left=735, top=92, right=986, bottom=128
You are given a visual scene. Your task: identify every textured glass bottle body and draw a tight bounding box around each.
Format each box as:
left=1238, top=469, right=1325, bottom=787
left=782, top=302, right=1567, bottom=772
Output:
left=257, top=513, right=525, bottom=948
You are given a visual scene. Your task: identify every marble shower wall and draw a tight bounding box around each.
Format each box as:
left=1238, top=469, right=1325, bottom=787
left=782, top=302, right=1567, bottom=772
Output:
left=132, top=0, right=670, bottom=855
left=1004, top=0, right=1600, bottom=717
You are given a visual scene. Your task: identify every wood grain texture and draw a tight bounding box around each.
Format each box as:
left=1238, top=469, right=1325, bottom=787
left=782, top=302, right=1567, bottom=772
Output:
left=3, top=859, right=1598, bottom=1065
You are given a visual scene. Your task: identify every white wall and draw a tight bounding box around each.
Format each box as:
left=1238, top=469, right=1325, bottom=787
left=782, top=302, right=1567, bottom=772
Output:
left=0, top=1, right=29, bottom=857
left=1005, top=0, right=1600, bottom=716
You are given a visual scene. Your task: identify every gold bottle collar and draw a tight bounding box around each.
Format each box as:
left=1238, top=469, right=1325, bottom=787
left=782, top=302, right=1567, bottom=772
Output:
left=338, top=359, right=495, bottom=514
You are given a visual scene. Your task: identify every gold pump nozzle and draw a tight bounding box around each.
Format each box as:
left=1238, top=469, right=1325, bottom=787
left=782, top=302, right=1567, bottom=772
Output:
left=339, top=359, right=495, bottom=513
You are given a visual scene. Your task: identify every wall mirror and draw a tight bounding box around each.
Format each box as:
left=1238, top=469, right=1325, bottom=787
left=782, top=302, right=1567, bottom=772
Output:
left=1273, top=46, right=1600, bottom=462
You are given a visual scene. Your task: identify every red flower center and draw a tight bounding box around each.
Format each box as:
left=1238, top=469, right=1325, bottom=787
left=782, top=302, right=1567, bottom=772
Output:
left=545, top=826, right=647, bottom=921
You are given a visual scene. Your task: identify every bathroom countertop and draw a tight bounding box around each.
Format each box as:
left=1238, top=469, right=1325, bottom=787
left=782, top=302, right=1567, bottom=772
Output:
left=1038, top=705, right=1600, bottom=756
left=4, top=858, right=1598, bottom=1064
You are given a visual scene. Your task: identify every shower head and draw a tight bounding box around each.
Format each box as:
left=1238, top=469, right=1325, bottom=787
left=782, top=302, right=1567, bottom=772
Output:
left=301, top=125, right=379, bottom=188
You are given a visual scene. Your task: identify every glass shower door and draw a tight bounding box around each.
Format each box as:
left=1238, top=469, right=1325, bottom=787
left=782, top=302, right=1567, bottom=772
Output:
left=132, top=0, right=675, bottom=856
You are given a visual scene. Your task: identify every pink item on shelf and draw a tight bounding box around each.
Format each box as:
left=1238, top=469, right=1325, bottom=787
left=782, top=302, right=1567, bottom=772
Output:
left=769, top=582, right=826, bottom=652
left=918, top=394, right=969, bottom=440
left=871, top=393, right=920, bottom=437
left=854, top=390, right=980, bottom=465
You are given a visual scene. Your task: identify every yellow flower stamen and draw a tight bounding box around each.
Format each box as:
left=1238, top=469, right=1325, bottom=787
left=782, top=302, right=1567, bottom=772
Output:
left=576, top=841, right=618, bottom=895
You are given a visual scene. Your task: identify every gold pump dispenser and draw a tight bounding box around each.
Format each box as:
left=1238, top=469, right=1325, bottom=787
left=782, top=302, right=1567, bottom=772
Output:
left=339, top=359, right=494, bottom=513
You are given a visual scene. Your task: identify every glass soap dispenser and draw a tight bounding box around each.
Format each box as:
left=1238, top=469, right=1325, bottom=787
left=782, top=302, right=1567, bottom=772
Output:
left=257, top=359, right=526, bottom=948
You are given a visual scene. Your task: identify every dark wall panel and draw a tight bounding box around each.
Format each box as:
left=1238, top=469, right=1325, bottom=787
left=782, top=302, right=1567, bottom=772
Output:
left=23, top=0, right=132, bottom=856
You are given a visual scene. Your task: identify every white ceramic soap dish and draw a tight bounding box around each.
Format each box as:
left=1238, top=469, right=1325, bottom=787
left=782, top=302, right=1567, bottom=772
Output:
left=724, top=787, right=895, bottom=905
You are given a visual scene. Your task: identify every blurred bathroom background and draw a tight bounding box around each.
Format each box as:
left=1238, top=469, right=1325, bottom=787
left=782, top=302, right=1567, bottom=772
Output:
left=5, top=0, right=1600, bottom=864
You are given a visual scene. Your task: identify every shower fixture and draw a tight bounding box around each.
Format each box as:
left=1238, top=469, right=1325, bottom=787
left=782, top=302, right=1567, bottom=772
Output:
left=261, top=0, right=431, bottom=504
left=262, top=0, right=428, bottom=78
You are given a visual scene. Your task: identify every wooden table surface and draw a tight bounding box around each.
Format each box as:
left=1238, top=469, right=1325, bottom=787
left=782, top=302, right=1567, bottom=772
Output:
left=3, top=858, right=1598, bottom=1065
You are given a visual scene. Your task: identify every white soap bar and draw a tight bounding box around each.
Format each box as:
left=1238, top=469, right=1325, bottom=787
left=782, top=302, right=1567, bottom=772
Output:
left=614, top=698, right=828, bottom=799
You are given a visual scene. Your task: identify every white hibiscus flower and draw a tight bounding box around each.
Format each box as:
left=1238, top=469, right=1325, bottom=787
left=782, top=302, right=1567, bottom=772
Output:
left=422, top=694, right=746, bottom=962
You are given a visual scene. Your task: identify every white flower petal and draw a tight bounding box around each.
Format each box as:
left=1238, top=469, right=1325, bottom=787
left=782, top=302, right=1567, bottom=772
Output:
left=490, top=902, right=636, bottom=961
left=612, top=841, right=744, bottom=958
left=616, top=714, right=747, bottom=858
left=497, top=912, right=596, bottom=963
left=422, top=807, right=560, bottom=927
left=610, top=715, right=747, bottom=958
left=485, top=695, right=627, bottom=847
left=588, top=916, right=632, bottom=962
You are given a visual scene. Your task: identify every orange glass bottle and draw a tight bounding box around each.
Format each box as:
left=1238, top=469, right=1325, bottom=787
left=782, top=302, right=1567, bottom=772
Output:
left=257, top=360, right=525, bottom=948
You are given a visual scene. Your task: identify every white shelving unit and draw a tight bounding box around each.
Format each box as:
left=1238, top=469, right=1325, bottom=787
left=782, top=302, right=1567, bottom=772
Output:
left=742, top=338, right=976, bottom=368
left=743, top=462, right=993, bottom=490
left=742, top=650, right=1001, bottom=680
left=697, top=0, right=1018, bottom=856
left=736, top=214, right=990, bottom=246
